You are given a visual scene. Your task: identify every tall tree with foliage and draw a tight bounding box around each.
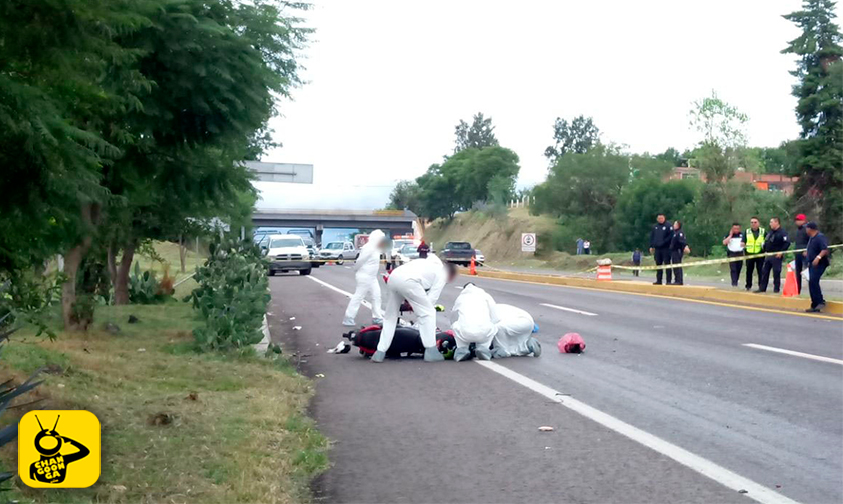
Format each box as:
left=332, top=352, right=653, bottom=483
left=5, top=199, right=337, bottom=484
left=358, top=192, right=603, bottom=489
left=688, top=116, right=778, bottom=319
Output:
left=782, top=0, right=843, bottom=241
left=0, top=0, right=152, bottom=329
left=99, top=0, right=311, bottom=306
left=415, top=146, right=519, bottom=220
left=688, top=92, right=749, bottom=182
left=387, top=180, right=422, bottom=213
left=543, top=115, right=600, bottom=165
left=454, top=113, right=499, bottom=153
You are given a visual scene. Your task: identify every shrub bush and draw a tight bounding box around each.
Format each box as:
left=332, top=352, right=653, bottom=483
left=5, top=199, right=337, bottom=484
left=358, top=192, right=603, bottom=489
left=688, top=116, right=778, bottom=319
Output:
left=128, top=262, right=173, bottom=304
left=187, top=237, right=269, bottom=351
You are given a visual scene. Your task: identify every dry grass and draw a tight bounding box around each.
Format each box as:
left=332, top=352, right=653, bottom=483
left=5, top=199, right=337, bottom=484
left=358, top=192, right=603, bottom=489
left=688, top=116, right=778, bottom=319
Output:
left=0, top=303, right=327, bottom=503
left=424, top=207, right=557, bottom=261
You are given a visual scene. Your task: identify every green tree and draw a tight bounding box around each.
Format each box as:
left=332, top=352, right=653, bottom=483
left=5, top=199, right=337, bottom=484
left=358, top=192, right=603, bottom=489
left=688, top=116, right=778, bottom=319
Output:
left=655, top=147, right=682, bottom=167
left=782, top=0, right=843, bottom=241
left=387, top=180, right=422, bottom=213
left=0, top=0, right=154, bottom=329
left=100, top=0, right=310, bottom=306
left=532, top=145, right=627, bottom=251
left=615, top=178, right=699, bottom=251
left=454, top=112, right=499, bottom=153
left=543, top=115, right=600, bottom=165
left=415, top=146, right=520, bottom=220
left=688, top=91, right=749, bottom=149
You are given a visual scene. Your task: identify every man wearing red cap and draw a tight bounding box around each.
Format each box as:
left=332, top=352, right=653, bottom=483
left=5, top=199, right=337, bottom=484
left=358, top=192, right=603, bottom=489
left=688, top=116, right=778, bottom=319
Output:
left=793, top=214, right=809, bottom=294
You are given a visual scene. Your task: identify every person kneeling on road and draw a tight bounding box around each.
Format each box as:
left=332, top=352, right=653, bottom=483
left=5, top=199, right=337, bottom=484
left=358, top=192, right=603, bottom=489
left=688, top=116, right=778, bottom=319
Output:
left=451, top=283, right=499, bottom=361
left=492, top=304, right=541, bottom=358
left=343, top=230, right=387, bottom=327
left=372, top=254, right=458, bottom=363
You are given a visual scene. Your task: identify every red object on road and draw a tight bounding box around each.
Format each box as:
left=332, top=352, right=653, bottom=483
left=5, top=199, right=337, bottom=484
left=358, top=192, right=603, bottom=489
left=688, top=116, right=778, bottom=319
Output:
left=558, top=333, right=586, bottom=353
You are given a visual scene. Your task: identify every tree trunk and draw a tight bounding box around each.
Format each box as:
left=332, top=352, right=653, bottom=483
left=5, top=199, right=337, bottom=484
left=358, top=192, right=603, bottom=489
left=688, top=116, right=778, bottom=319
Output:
left=113, top=242, right=136, bottom=305
left=61, top=203, right=99, bottom=331
left=107, top=244, right=117, bottom=286
left=179, top=234, right=187, bottom=273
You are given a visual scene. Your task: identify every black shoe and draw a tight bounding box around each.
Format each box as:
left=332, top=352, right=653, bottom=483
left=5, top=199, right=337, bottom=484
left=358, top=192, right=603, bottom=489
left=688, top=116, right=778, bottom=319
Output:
left=773, top=289, right=780, bottom=294
left=653, top=282, right=662, bottom=285
left=745, top=287, right=751, bottom=291
left=731, top=283, right=738, bottom=287
left=805, top=307, right=821, bottom=313
left=753, top=289, right=765, bottom=293
left=674, top=282, right=684, bottom=285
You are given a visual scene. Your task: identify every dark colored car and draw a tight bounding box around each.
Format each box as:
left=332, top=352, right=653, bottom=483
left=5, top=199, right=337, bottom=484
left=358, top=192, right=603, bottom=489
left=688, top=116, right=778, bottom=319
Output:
left=440, top=241, right=475, bottom=266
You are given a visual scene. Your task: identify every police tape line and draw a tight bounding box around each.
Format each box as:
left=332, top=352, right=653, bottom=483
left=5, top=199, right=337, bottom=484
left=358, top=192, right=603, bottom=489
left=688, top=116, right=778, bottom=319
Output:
left=588, top=244, right=843, bottom=272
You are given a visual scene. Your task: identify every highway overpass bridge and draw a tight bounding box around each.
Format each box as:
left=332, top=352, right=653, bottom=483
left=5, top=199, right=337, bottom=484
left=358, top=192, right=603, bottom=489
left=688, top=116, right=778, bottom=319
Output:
left=251, top=209, right=418, bottom=243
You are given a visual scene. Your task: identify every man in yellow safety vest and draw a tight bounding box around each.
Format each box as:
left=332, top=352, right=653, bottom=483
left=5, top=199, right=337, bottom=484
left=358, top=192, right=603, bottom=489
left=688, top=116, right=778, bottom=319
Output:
left=741, top=216, right=766, bottom=291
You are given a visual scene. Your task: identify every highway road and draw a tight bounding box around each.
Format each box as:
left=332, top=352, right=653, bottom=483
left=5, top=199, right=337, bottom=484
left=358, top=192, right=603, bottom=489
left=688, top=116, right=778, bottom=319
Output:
left=267, top=264, right=843, bottom=504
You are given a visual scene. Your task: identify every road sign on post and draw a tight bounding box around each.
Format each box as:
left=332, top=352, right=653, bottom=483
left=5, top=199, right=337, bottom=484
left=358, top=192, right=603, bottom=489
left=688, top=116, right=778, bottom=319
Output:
left=521, top=233, right=536, bottom=253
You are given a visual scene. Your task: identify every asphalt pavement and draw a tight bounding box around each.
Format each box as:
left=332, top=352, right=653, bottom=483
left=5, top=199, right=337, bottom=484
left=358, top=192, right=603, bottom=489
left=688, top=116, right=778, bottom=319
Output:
left=267, top=264, right=843, bottom=504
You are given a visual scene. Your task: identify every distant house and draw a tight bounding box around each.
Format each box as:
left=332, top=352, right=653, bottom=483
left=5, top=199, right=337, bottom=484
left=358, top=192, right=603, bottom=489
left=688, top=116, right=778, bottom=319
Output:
left=665, top=167, right=798, bottom=195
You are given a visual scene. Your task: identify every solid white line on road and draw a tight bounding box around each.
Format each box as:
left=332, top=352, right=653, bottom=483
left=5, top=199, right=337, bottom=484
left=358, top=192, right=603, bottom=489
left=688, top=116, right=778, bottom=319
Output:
left=308, top=275, right=371, bottom=309
left=742, top=343, right=843, bottom=366
left=539, top=303, right=598, bottom=316
left=475, top=360, right=800, bottom=504
left=305, top=275, right=799, bottom=504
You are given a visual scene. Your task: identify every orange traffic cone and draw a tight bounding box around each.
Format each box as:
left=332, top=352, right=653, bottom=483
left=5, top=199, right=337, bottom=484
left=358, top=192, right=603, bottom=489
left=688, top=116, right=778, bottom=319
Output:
left=469, top=256, right=477, bottom=276
left=782, top=261, right=798, bottom=297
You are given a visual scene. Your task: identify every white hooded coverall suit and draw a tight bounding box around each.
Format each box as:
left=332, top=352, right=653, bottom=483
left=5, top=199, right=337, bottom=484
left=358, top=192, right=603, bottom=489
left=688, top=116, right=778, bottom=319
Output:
left=376, top=254, right=448, bottom=353
left=451, top=284, right=499, bottom=350
left=343, top=230, right=385, bottom=325
left=492, top=304, right=535, bottom=357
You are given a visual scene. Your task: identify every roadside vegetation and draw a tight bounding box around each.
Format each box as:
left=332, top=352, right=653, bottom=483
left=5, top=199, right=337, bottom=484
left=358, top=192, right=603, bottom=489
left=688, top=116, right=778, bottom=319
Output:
left=0, top=302, right=328, bottom=503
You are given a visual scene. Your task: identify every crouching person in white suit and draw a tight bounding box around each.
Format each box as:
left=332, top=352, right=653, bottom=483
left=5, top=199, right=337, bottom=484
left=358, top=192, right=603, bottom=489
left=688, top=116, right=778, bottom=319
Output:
left=343, top=230, right=387, bottom=327
left=492, top=304, right=541, bottom=358
left=373, top=254, right=458, bottom=363
left=451, top=283, right=499, bottom=361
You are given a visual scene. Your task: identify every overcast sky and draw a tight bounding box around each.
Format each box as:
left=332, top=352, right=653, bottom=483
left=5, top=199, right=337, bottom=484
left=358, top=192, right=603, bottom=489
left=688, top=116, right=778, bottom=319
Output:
left=257, top=0, right=835, bottom=210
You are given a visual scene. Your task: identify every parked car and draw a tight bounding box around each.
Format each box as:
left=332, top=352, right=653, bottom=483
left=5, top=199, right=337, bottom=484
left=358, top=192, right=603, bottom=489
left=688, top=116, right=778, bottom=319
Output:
left=319, top=241, right=358, bottom=264
left=395, top=244, right=420, bottom=265
left=263, top=235, right=312, bottom=276
left=474, top=249, right=485, bottom=265
left=389, top=238, right=415, bottom=264
left=299, top=236, right=321, bottom=268
left=440, top=241, right=475, bottom=266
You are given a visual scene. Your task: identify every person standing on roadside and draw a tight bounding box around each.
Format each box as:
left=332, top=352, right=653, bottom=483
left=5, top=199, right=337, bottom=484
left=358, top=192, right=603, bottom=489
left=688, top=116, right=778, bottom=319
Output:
left=756, top=217, right=789, bottom=293
left=417, top=240, right=430, bottom=259
left=649, top=214, right=673, bottom=285
left=632, top=248, right=642, bottom=277
left=723, top=223, right=744, bottom=287
left=742, top=217, right=765, bottom=291
left=804, top=222, right=830, bottom=313
left=576, top=237, right=584, bottom=255
left=583, top=240, right=591, bottom=255
left=669, top=221, right=689, bottom=285
left=793, top=214, right=809, bottom=294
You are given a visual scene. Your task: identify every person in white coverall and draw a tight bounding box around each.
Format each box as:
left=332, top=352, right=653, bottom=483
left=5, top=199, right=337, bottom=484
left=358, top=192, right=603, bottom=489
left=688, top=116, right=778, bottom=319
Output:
left=450, top=283, right=499, bottom=361
left=372, top=254, right=458, bottom=363
left=492, top=304, right=542, bottom=358
left=342, top=230, right=387, bottom=326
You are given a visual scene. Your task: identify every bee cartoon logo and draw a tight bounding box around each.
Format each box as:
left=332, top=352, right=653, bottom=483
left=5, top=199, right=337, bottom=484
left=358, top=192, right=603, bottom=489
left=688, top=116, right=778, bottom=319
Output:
left=19, top=410, right=100, bottom=488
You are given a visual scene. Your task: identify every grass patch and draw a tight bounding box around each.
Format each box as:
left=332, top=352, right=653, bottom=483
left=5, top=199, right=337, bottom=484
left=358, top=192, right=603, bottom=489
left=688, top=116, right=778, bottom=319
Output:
left=0, top=303, right=328, bottom=503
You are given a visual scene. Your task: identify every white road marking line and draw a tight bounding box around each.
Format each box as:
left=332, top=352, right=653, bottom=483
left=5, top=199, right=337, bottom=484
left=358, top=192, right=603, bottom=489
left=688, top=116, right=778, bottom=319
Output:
left=308, top=275, right=371, bottom=309
left=306, top=275, right=798, bottom=504
left=474, top=360, right=799, bottom=504
left=540, top=303, right=598, bottom=316
left=344, top=266, right=351, bottom=269
left=742, top=343, right=843, bottom=366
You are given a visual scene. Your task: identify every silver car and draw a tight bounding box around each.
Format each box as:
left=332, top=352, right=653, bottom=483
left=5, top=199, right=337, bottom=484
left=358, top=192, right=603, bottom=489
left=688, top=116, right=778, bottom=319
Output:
left=318, top=241, right=358, bottom=265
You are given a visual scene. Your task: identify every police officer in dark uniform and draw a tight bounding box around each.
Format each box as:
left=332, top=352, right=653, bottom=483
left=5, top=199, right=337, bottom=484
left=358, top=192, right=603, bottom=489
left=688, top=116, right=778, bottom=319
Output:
left=669, top=220, right=688, bottom=285
left=756, top=217, right=789, bottom=293
left=649, top=214, right=673, bottom=285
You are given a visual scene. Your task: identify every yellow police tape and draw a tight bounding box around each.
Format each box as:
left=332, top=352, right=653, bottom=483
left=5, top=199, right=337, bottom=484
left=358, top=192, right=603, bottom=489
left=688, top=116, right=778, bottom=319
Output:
left=265, top=245, right=841, bottom=274
left=586, top=244, right=843, bottom=272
